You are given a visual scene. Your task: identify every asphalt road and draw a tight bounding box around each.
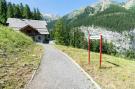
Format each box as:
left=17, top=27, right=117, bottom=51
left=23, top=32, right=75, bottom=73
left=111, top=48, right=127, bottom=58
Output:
left=27, top=44, right=98, bottom=89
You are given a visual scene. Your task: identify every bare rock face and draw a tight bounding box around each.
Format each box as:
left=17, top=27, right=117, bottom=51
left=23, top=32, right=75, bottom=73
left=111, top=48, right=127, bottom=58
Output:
left=43, top=13, right=60, bottom=23
left=80, top=26, right=135, bottom=52
left=125, top=0, right=135, bottom=9
left=129, top=29, right=135, bottom=50
left=100, top=0, right=111, bottom=11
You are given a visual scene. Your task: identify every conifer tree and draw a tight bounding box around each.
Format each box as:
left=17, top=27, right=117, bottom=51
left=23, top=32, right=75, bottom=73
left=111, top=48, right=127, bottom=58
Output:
left=36, top=8, right=42, bottom=20
left=19, top=3, right=24, bottom=18
left=0, top=0, right=7, bottom=24
left=14, top=4, right=21, bottom=18
left=7, top=2, right=14, bottom=18
left=33, top=8, right=37, bottom=20
left=23, top=4, right=31, bottom=19
left=54, top=20, right=64, bottom=44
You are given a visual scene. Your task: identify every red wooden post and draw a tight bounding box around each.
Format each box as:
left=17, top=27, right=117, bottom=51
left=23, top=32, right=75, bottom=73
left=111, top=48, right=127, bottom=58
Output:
left=100, top=33, right=102, bottom=67
left=88, top=32, right=90, bottom=65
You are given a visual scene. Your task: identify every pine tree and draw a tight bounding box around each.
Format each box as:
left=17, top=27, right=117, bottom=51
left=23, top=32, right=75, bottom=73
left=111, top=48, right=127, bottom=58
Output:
left=12, top=4, right=16, bottom=17
left=23, top=4, right=31, bottom=19
left=36, top=8, right=42, bottom=20
left=0, top=0, right=7, bottom=24
left=7, top=2, right=14, bottom=18
left=14, top=4, right=21, bottom=18
left=54, top=20, right=64, bottom=44
left=33, top=8, right=37, bottom=20
left=19, top=3, right=24, bottom=18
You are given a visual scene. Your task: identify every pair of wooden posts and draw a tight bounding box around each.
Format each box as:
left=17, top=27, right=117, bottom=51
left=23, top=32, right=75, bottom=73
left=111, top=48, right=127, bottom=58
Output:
left=88, top=32, right=102, bottom=68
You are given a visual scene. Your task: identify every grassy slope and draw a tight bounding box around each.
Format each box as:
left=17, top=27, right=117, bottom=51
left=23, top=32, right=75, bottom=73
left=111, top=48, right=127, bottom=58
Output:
left=56, top=45, right=135, bottom=89
left=0, top=25, right=44, bottom=89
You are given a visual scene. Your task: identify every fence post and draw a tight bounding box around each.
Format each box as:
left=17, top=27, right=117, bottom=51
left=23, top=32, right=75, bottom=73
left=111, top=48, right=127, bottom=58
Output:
left=100, top=33, right=102, bottom=67
left=88, top=32, right=90, bottom=65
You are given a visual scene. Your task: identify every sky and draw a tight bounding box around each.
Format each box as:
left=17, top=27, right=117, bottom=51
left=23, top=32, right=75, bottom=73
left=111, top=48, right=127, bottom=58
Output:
left=7, top=0, right=126, bottom=16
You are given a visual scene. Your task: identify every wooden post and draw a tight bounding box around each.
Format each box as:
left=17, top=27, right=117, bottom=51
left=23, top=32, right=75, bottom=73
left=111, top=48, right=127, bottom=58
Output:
left=88, top=32, right=90, bottom=65
left=100, top=33, right=102, bottom=68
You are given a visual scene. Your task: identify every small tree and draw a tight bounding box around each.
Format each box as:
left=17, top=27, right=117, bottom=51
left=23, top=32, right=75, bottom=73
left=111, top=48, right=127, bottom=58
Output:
left=54, top=20, right=64, bottom=44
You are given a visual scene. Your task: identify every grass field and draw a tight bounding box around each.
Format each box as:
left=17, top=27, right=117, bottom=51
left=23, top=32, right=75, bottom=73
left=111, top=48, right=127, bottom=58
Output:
left=56, top=45, right=135, bottom=89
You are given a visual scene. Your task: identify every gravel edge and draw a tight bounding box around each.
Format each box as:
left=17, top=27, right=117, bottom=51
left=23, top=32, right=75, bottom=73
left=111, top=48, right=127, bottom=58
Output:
left=24, top=45, right=44, bottom=89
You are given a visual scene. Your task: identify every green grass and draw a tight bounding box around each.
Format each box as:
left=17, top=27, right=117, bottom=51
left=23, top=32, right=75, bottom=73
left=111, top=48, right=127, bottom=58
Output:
left=55, top=45, right=135, bottom=89
left=0, top=25, right=44, bottom=89
left=0, top=25, right=33, bottom=56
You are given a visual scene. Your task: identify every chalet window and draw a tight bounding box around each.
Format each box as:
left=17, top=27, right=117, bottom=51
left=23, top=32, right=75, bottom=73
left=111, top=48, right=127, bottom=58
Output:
left=38, top=36, right=41, bottom=40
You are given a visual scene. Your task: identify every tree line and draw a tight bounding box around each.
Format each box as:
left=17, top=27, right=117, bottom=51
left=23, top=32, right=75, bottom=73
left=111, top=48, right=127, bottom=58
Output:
left=0, top=0, right=43, bottom=24
left=52, top=20, right=87, bottom=48
left=52, top=20, right=117, bottom=56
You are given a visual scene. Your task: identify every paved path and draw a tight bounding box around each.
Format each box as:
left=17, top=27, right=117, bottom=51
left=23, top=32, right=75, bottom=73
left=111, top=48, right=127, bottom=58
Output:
left=27, top=44, right=97, bottom=89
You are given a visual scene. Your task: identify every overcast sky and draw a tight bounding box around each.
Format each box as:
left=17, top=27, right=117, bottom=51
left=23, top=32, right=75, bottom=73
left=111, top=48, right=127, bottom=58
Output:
left=7, top=0, right=126, bottom=16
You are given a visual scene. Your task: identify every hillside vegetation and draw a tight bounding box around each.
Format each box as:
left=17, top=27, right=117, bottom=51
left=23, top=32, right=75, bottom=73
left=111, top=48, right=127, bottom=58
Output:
left=0, top=25, right=43, bottom=89
left=0, top=25, right=33, bottom=55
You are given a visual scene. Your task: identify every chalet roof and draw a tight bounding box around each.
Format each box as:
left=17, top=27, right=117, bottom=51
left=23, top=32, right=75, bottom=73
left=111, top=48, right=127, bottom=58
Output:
left=6, top=18, right=49, bottom=34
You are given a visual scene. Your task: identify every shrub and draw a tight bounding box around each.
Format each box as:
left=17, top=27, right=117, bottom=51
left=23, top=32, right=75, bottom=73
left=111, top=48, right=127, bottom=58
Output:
left=125, top=49, right=135, bottom=60
left=90, top=40, right=117, bottom=55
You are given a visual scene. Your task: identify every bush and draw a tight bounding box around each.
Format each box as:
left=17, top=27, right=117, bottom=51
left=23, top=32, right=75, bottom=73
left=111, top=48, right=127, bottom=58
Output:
left=90, top=40, right=117, bottom=55
left=69, top=28, right=86, bottom=48
left=125, top=49, right=135, bottom=60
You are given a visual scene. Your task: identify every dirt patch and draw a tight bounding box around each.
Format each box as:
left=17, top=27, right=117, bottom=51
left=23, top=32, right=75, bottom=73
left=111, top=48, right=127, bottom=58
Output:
left=0, top=44, right=44, bottom=89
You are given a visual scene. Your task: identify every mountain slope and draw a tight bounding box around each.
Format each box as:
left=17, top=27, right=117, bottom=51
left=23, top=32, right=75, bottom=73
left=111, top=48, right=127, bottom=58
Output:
left=62, top=4, right=135, bottom=32
left=63, top=8, right=85, bottom=20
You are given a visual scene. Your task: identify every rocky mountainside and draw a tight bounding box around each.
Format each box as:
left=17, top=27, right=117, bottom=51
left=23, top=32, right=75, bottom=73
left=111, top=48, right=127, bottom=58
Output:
left=63, top=0, right=120, bottom=20
left=81, top=26, right=135, bottom=52
left=100, top=0, right=112, bottom=11
left=63, top=8, right=85, bottom=20
left=124, top=0, right=135, bottom=9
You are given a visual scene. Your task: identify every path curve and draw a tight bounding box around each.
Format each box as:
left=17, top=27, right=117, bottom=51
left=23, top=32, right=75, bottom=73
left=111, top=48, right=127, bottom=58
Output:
left=27, top=44, right=98, bottom=89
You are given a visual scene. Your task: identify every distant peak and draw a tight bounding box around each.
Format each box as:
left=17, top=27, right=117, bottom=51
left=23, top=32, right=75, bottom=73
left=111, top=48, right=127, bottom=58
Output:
left=42, top=13, right=60, bottom=22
